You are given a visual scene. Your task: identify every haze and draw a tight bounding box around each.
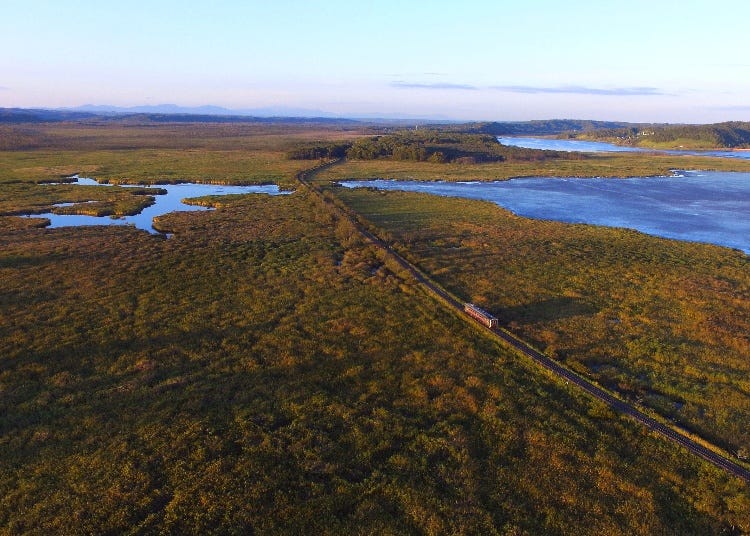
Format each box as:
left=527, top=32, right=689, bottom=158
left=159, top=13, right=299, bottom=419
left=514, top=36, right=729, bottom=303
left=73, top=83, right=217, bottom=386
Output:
left=3, top=0, right=749, bottom=122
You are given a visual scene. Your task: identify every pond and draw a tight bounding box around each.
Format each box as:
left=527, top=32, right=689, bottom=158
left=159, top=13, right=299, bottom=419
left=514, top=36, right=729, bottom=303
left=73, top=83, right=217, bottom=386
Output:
left=25, top=177, right=290, bottom=234
left=497, top=136, right=750, bottom=159
left=339, top=171, right=750, bottom=254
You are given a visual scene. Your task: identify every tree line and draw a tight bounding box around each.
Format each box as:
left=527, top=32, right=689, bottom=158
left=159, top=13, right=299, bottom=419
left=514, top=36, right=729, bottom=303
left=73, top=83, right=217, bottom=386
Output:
left=289, top=131, right=582, bottom=163
left=581, top=121, right=750, bottom=148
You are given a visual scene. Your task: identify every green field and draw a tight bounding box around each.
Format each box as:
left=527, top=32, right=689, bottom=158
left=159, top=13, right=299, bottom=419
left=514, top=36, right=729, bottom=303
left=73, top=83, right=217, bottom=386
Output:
left=2, top=122, right=750, bottom=533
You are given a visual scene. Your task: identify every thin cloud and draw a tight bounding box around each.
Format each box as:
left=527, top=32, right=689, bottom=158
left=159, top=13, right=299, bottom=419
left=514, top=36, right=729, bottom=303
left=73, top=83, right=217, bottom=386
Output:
left=388, top=72, right=449, bottom=77
left=391, top=82, right=667, bottom=95
left=0, top=86, right=9, bottom=91
left=391, top=81, right=478, bottom=90
left=713, top=105, right=750, bottom=111
left=491, top=85, right=668, bottom=96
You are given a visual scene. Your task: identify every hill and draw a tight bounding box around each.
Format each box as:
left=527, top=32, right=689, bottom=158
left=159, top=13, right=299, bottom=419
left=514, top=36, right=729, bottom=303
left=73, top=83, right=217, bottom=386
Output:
left=576, top=121, right=750, bottom=149
left=466, top=119, right=638, bottom=136
left=0, top=108, right=100, bottom=123
left=339, top=131, right=583, bottom=163
left=0, top=107, right=360, bottom=126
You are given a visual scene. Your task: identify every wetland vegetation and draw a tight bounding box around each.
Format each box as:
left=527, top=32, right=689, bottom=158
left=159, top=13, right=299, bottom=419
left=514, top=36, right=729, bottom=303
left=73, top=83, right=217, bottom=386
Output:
left=322, top=182, right=750, bottom=461
left=2, top=119, right=750, bottom=533
left=338, top=171, right=750, bottom=253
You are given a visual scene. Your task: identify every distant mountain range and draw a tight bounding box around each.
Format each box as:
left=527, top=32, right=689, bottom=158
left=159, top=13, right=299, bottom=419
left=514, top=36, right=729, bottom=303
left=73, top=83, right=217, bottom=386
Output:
left=0, top=107, right=658, bottom=134
left=68, top=103, right=338, bottom=118
left=69, top=104, right=456, bottom=121
left=0, top=105, right=455, bottom=124
left=0, top=106, right=357, bottom=125
left=2, top=107, right=748, bottom=149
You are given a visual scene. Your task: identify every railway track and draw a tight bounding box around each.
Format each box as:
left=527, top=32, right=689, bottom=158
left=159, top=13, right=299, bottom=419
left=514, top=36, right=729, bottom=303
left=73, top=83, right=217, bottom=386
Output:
left=298, top=160, right=750, bottom=484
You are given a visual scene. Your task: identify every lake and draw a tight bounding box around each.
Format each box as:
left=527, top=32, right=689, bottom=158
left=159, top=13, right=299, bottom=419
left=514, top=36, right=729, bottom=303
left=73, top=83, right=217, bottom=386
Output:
left=26, top=177, right=289, bottom=234
left=497, top=136, right=750, bottom=159
left=497, top=136, right=645, bottom=153
left=340, top=171, right=750, bottom=253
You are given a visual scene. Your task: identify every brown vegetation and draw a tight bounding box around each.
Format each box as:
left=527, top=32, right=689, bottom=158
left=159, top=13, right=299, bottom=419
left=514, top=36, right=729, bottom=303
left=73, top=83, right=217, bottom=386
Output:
left=325, top=185, right=750, bottom=460
left=1, top=122, right=749, bottom=532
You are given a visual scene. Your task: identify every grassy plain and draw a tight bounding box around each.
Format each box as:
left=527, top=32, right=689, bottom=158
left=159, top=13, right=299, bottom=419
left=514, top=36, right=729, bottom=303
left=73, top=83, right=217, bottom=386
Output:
left=323, top=152, right=750, bottom=182
left=0, top=123, right=366, bottom=188
left=323, top=184, right=750, bottom=459
left=2, top=122, right=750, bottom=532
left=0, top=122, right=367, bottom=219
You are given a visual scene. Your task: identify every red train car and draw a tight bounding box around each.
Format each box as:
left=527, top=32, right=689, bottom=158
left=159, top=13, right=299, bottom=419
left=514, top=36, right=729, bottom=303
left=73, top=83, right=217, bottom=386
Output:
left=464, top=303, right=498, bottom=328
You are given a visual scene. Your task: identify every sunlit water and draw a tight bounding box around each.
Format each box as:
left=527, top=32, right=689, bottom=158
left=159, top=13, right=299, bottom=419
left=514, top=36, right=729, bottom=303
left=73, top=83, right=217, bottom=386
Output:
left=497, top=136, right=645, bottom=153
left=340, top=171, right=750, bottom=253
left=497, top=136, right=750, bottom=159
left=26, top=177, right=289, bottom=234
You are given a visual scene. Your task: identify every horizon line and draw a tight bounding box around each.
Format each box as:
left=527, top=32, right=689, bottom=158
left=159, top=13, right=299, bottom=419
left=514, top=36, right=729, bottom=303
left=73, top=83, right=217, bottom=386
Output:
left=0, top=105, right=742, bottom=126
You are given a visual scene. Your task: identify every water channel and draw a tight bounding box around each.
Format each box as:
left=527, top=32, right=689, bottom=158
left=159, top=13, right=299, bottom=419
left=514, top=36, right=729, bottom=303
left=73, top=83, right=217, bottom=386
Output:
left=25, top=177, right=289, bottom=234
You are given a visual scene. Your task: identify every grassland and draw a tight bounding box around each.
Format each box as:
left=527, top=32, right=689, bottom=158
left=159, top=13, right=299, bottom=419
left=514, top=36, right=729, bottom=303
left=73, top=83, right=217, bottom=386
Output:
left=0, top=123, right=363, bottom=188
left=322, top=152, right=750, bottom=182
left=2, top=122, right=750, bottom=532
left=322, top=183, right=750, bottom=460
left=0, top=122, right=366, bottom=220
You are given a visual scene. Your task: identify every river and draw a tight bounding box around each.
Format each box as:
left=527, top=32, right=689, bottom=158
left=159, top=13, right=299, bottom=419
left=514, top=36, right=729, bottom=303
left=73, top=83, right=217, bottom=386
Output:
left=497, top=136, right=750, bottom=159
left=340, top=171, right=750, bottom=254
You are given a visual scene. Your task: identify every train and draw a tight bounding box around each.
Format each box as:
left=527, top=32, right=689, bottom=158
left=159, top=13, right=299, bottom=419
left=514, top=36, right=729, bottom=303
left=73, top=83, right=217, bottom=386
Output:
left=464, top=303, right=498, bottom=328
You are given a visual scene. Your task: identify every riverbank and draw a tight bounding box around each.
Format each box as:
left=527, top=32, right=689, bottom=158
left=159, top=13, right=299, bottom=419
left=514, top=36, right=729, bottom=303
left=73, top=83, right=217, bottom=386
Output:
left=339, top=170, right=750, bottom=254
left=18, top=177, right=288, bottom=234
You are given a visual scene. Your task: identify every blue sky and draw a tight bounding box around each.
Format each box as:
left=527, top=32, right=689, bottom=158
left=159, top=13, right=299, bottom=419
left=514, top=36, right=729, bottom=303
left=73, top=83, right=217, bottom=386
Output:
left=2, top=0, right=749, bottom=122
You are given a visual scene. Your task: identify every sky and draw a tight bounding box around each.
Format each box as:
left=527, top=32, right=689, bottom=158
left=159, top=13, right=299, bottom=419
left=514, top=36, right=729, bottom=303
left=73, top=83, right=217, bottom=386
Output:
left=2, top=0, right=750, bottom=123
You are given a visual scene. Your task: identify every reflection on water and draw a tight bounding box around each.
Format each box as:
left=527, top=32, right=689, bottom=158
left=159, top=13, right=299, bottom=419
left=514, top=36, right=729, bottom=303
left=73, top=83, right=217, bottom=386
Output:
left=498, top=136, right=750, bottom=159
left=340, top=171, right=750, bottom=253
left=26, top=178, right=289, bottom=234
left=497, top=136, right=645, bottom=153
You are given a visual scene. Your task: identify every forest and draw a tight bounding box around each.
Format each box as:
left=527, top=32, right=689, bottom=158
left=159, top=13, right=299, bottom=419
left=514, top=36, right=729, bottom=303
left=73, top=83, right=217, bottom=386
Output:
left=466, top=119, right=635, bottom=136
left=573, top=121, right=750, bottom=149
left=1, top=121, right=750, bottom=533
left=343, top=131, right=580, bottom=164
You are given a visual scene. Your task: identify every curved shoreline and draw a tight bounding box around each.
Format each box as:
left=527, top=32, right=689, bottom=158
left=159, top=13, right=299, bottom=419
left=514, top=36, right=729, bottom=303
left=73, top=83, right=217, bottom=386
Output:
left=340, top=171, right=750, bottom=255
left=19, top=177, right=288, bottom=234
